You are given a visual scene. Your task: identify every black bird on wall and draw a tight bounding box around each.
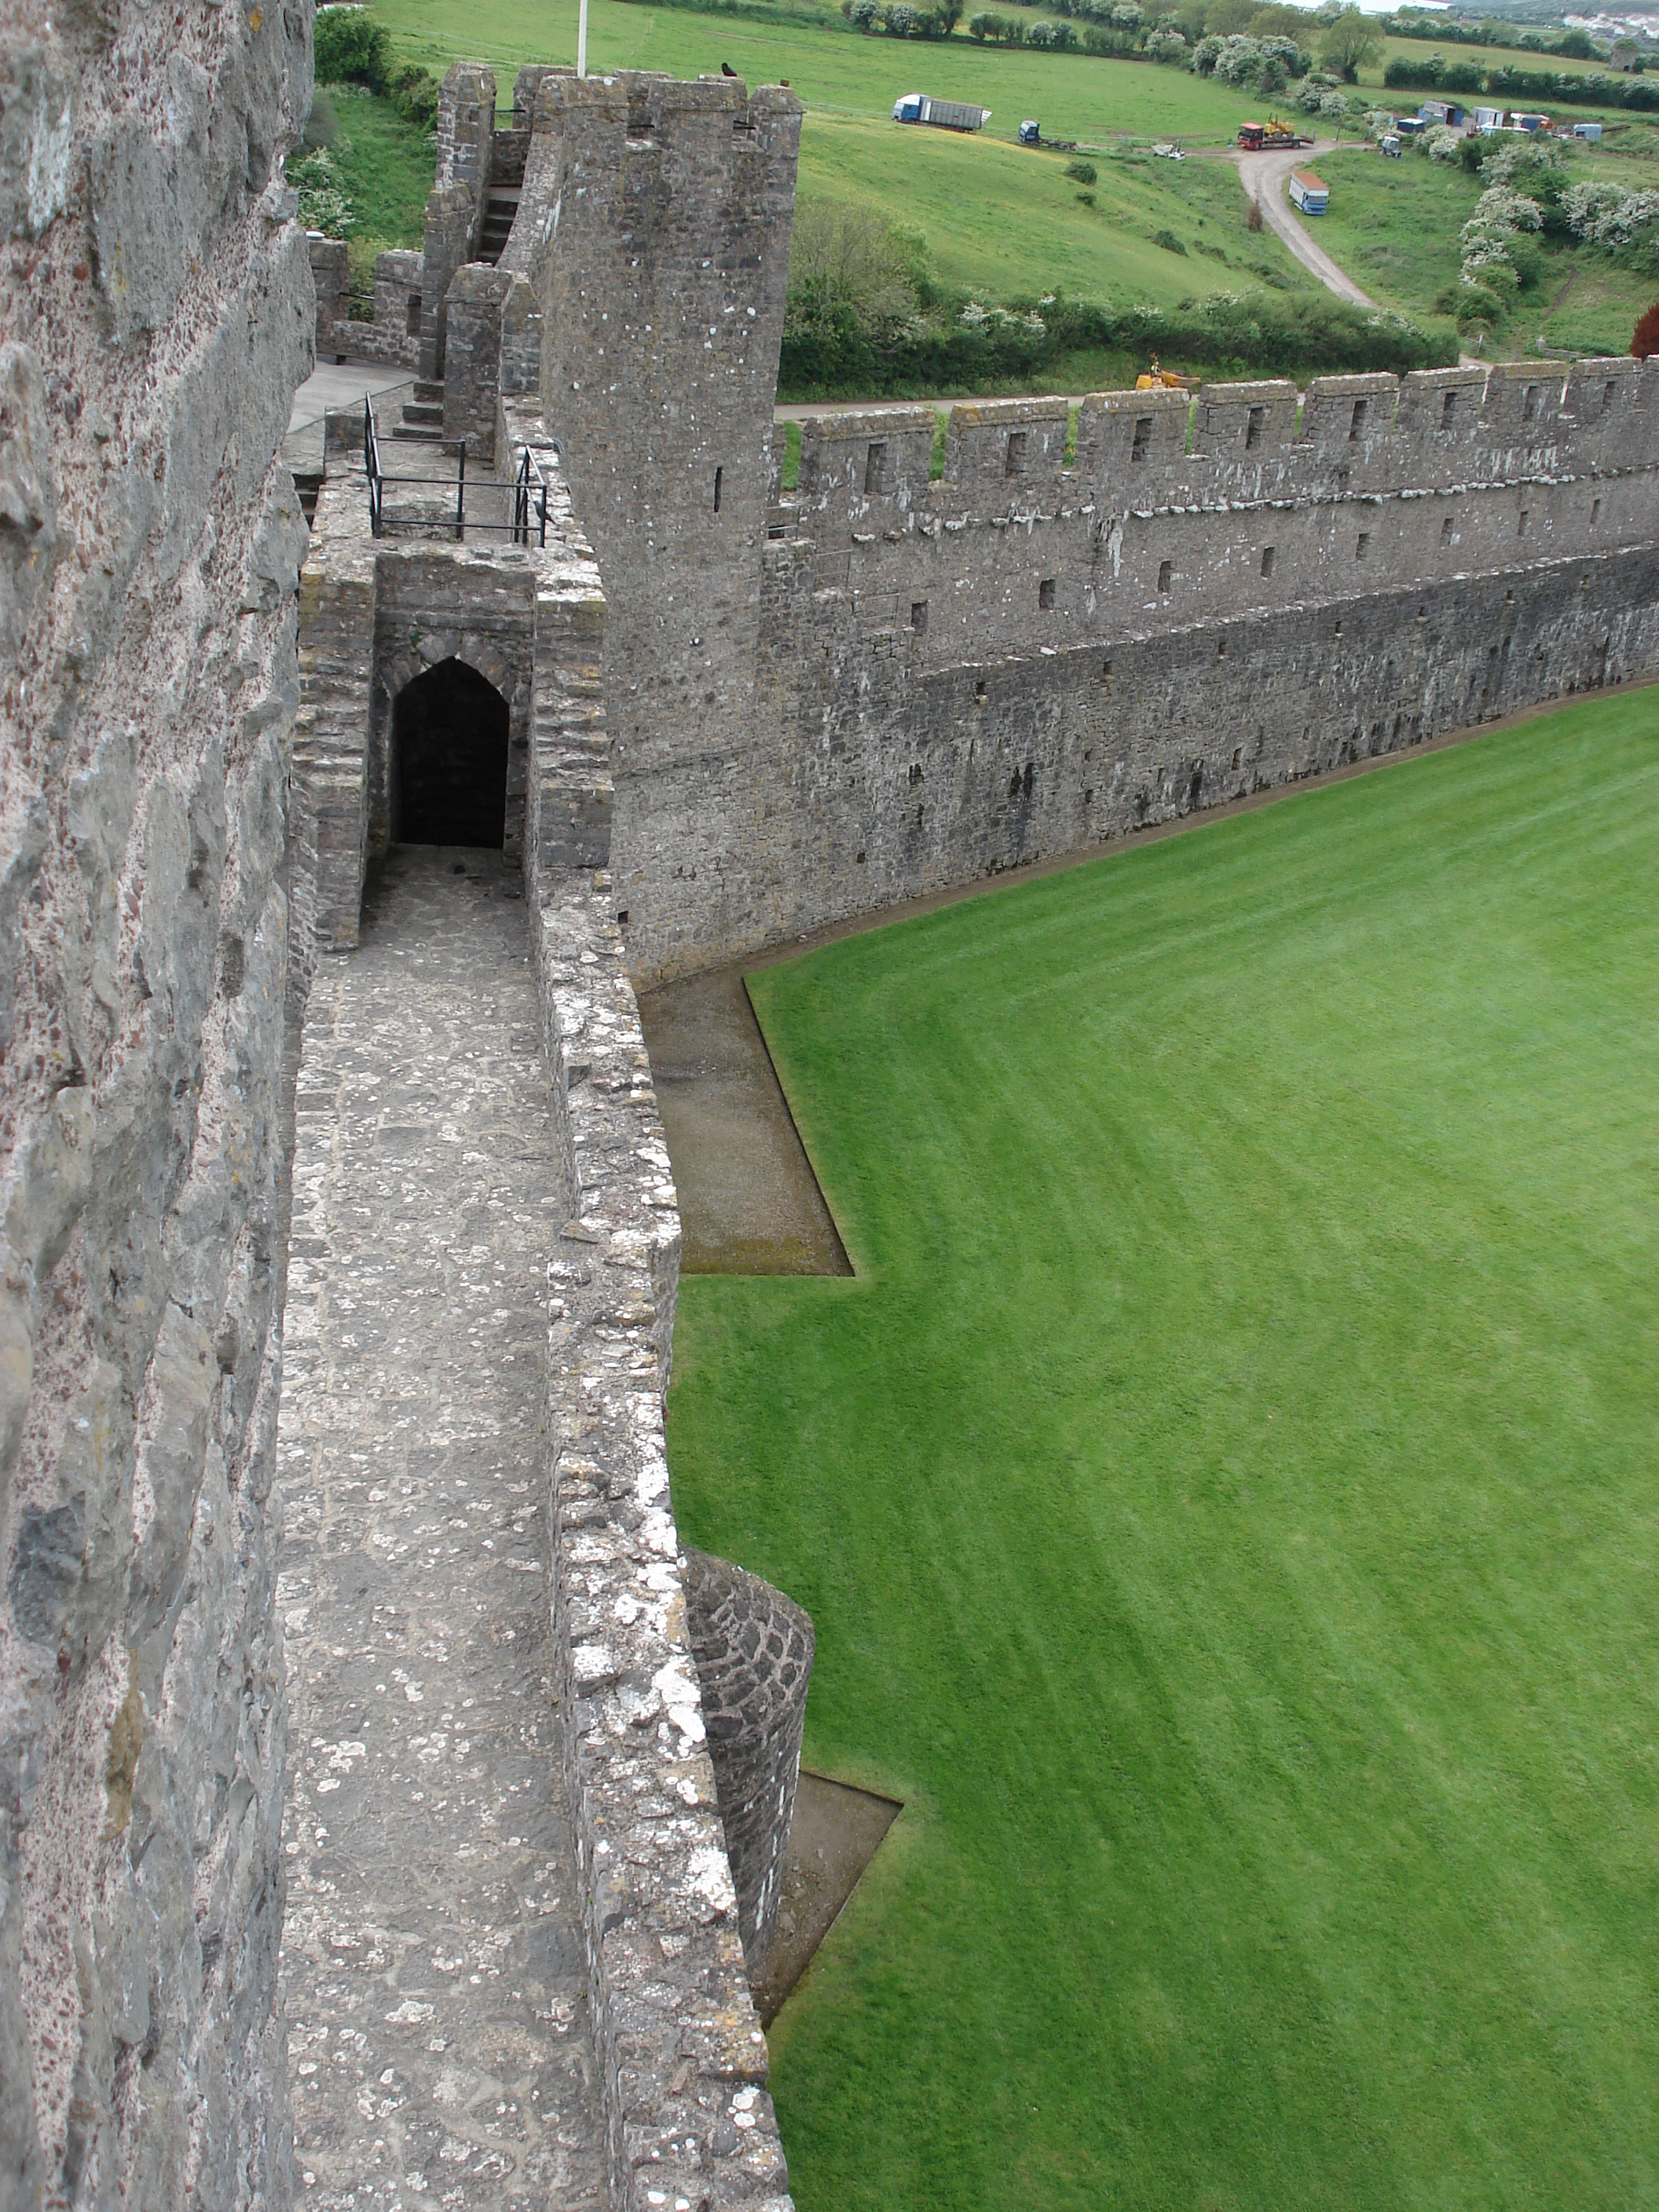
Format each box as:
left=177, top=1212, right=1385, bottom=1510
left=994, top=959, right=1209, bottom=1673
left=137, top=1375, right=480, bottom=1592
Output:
left=721, top=59, right=737, bottom=74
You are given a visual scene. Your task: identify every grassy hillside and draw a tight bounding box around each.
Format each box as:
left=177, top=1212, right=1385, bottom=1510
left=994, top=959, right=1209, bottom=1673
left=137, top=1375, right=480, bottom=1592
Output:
left=371, top=0, right=1316, bottom=306
left=302, top=83, right=434, bottom=298
left=347, top=0, right=1657, bottom=379
left=665, top=687, right=1659, bottom=2212
left=1302, top=131, right=1659, bottom=358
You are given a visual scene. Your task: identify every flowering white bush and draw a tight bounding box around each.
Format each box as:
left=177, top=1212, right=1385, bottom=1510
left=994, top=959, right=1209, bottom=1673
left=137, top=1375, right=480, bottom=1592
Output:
left=1560, top=180, right=1659, bottom=246
left=1195, top=31, right=1308, bottom=84
left=1456, top=185, right=1542, bottom=289
left=1422, top=124, right=1462, bottom=161
left=1146, top=25, right=1187, bottom=60
left=958, top=299, right=1047, bottom=336
left=289, top=147, right=354, bottom=236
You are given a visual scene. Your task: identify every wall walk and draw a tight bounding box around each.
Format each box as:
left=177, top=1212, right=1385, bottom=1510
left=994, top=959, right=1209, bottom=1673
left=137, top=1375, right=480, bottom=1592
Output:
left=276, top=848, right=606, bottom=2209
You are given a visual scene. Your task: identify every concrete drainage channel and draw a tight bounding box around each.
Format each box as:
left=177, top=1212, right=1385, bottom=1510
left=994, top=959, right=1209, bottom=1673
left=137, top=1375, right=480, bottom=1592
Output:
left=636, top=966, right=851, bottom=1277
left=637, top=965, right=901, bottom=2030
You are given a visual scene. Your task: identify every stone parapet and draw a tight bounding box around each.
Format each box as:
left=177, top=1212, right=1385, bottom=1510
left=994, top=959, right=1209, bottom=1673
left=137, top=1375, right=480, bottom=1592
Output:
left=306, top=233, right=348, bottom=362
left=441, top=263, right=514, bottom=462
left=529, top=874, right=797, bottom=2212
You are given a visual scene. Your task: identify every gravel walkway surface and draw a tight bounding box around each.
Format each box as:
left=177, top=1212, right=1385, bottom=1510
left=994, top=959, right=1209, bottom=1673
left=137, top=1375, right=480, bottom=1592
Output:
left=277, top=847, right=606, bottom=2212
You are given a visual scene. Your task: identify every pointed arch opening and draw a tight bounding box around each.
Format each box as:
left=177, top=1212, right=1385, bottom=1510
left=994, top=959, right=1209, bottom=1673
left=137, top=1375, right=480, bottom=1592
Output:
left=391, top=659, right=510, bottom=848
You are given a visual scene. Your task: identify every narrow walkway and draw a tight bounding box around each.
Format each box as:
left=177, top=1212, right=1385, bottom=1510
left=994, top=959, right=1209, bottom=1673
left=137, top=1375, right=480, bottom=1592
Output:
left=276, top=847, right=605, bottom=2211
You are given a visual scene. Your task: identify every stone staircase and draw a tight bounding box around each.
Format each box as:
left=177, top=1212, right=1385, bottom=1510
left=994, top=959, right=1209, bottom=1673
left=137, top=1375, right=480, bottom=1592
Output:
left=479, top=187, right=520, bottom=265
left=392, top=378, right=445, bottom=442
left=390, top=185, right=520, bottom=444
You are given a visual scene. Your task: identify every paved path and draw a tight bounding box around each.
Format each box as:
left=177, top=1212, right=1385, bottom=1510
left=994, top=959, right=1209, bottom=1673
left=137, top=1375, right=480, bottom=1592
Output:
left=288, top=358, right=412, bottom=434
left=1233, top=141, right=1379, bottom=309
left=277, top=847, right=606, bottom=2212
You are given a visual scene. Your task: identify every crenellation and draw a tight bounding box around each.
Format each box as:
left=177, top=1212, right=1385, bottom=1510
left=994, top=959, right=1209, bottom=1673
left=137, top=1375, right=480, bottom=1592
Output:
left=944, top=394, right=1071, bottom=500
left=1194, top=378, right=1299, bottom=463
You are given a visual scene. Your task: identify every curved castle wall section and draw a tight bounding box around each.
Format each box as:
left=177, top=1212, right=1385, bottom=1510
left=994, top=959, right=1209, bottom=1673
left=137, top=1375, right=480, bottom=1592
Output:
left=679, top=1548, right=814, bottom=1970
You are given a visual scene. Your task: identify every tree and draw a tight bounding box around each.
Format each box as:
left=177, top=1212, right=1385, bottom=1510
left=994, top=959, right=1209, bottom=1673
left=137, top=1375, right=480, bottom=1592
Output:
left=936, top=0, right=965, bottom=29
left=1319, top=6, right=1382, bottom=83
left=313, top=9, right=392, bottom=91
left=1632, top=298, right=1659, bottom=358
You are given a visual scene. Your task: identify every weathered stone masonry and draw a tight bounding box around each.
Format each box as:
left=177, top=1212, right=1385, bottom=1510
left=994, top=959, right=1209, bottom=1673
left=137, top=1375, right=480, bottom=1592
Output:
left=293, top=378, right=804, bottom=2200
left=1, top=0, right=314, bottom=2200
left=606, top=361, right=1659, bottom=980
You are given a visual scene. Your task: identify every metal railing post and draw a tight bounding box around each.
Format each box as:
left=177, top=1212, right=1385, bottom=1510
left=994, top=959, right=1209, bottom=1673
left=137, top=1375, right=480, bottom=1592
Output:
left=456, top=438, right=466, bottom=542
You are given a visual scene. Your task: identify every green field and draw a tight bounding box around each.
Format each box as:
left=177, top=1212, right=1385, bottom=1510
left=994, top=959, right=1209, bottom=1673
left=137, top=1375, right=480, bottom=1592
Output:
left=665, top=690, right=1659, bottom=2211
left=339, top=0, right=1659, bottom=375
left=305, top=82, right=434, bottom=295
left=370, top=0, right=1324, bottom=309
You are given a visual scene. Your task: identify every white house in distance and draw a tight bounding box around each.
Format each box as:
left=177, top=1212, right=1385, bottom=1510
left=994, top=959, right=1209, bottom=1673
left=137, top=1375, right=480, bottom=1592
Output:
left=1289, top=167, right=1329, bottom=214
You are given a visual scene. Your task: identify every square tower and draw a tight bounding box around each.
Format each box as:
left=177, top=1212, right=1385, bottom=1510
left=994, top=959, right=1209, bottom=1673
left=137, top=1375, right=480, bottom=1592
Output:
left=533, top=72, right=801, bottom=793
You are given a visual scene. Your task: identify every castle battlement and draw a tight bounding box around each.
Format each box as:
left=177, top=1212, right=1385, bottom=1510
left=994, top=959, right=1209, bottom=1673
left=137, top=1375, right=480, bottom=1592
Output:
left=789, top=358, right=1658, bottom=546
left=300, top=57, right=1659, bottom=985
left=764, top=363, right=1659, bottom=691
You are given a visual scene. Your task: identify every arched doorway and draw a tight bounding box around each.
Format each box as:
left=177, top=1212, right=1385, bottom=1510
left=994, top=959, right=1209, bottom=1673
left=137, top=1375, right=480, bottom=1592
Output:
left=391, top=660, right=510, bottom=848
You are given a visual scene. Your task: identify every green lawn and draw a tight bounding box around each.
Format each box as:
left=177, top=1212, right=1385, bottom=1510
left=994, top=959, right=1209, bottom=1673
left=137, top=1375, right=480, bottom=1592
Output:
left=307, top=84, right=436, bottom=296
left=1303, top=134, right=1659, bottom=358
left=1375, top=31, right=1644, bottom=86
left=665, top=690, right=1659, bottom=2212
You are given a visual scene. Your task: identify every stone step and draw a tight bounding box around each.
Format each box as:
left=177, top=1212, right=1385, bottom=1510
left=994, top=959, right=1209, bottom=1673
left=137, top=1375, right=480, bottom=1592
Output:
left=401, top=402, right=443, bottom=427
left=391, top=423, right=444, bottom=442
left=412, top=379, right=444, bottom=405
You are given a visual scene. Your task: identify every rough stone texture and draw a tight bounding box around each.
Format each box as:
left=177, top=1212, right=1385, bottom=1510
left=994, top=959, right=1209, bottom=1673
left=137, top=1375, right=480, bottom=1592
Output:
left=530, top=875, right=795, bottom=2212
left=295, top=406, right=608, bottom=952
left=442, top=266, right=514, bottom=466
left=276, top=848, right=606, bottom=2210
left=306, top=234, right=348, bottom=366
left=418, top=66, right=496, bottom=384
left=605, top=361, right=1659, bottom=978
left=0, top=0, right=314, bottom=2199
left=678, top=1552, right=811, bottom=1972
left=326, top=251, right=422, bottom=374
left=534, top=74, right=803, bottom=800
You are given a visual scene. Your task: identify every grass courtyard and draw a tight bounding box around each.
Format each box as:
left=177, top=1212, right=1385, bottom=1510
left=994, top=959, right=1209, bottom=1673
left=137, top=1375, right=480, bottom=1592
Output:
left=665, top=690, right=1659, bottom=2211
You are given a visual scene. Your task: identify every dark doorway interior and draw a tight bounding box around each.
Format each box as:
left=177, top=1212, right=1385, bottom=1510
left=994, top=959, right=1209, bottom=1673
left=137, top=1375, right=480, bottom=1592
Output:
left=393, top=659, right=509, bottom=848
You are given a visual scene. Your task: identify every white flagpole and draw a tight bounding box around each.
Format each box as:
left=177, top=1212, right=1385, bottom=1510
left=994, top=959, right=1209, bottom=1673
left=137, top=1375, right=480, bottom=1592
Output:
left=577, top=0, right=588, bottom=76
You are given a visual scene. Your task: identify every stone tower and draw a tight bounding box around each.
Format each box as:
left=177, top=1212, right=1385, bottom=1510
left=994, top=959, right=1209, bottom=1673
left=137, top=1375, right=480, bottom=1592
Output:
left=533, top=71, right=801, bottom=963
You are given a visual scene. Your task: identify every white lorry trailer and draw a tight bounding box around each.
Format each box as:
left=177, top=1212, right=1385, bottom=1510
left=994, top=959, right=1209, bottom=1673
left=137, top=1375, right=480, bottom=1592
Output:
left=892, top=93, right=992, bottom=130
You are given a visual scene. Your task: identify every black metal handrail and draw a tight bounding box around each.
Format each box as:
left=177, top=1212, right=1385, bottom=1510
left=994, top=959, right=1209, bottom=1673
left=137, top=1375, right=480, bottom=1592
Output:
left=360, top=401, right=551, bottom=547
left=364, top=393, right=384, bottom=537
left=512, top=445, right=551, bottom=548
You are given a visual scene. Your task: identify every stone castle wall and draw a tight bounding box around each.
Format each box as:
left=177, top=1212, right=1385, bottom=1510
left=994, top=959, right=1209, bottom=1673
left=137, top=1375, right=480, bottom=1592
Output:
left=533, top=73, right=803, bottom=791
left=0, top=0, right=314, bottom=2199
left=599, top=360, right=1659, bottom=977
left=529, top=874, right=797, bottom=2212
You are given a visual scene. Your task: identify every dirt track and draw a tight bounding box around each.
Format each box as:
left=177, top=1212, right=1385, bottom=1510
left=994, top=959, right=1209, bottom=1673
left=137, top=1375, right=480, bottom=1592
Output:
left=1232, top=139, right=1379, bottom=309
